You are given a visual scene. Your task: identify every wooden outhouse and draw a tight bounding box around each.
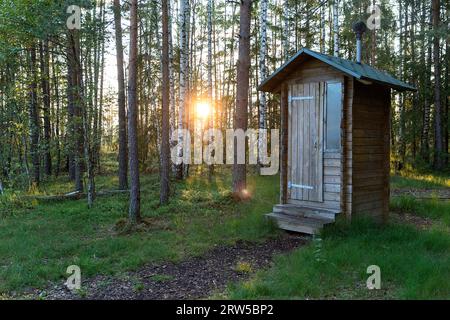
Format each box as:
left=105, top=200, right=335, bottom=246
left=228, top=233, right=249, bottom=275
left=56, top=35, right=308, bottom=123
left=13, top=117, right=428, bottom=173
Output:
left=260, top=48, right=415, bottom=235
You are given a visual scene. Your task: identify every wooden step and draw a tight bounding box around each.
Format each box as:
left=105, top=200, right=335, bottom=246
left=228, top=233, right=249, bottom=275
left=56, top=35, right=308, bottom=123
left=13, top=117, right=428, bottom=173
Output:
left=273, top=204, right=340, bottom=221
left=266, top=212, right=334, bottom=235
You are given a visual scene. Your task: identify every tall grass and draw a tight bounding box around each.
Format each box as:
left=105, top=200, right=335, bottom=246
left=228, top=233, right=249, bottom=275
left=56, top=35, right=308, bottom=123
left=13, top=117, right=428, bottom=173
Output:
left=0, top=172, right=278, bottom=293
left=229, top=218, right=450, bottom=300
left=391, top=171, right=450, bottom=190
left=390, top=195, right=450, bottom=226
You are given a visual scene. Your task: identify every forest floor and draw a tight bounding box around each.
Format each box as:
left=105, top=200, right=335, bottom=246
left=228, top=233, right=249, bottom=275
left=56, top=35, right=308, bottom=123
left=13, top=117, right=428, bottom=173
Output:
left=0, top=167, right=290, bottom=299
left=29, top=235, right=307, bottom=300
left=0, top=166, right=449, bottom=300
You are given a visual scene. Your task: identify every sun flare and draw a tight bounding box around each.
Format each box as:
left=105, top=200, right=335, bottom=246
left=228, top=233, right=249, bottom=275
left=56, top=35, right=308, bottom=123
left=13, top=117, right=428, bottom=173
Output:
left=196, top=102, right=210, bottom=120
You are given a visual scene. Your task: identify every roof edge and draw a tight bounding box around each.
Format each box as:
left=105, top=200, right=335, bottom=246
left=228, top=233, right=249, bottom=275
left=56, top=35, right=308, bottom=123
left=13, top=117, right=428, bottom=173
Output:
left=258, top=48, right=416, bottom=93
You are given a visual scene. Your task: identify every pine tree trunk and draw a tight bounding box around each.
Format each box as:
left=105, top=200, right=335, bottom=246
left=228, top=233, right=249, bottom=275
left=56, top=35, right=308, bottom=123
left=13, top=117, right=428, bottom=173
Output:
left=67, top=42, right=76, bottom=180
left=233, top=0, right=252, bottom=197
left=161, top=0, right=171, bottom=204
left=432, top=0, right=443, bottom=169
left=283, top=0, right=289, bottom=59
left=128, top=0, right=141, bottom=223
left=421, top=4, right=432, bottom=162
left=28, top=45, right=40, bottom=186
left=113, top=0, right=128, bottom=190
left=39, top=40, right=52, bottom=176
left=51, top=50, right=61, bottom=177
left=67, top=30, right=84, bottom=193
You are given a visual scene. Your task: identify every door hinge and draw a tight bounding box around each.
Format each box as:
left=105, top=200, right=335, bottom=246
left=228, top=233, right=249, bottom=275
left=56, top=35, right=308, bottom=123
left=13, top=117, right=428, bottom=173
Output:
left=290, top=96, right=314, bottom=102
left=288, top=182, right=314, bottom=190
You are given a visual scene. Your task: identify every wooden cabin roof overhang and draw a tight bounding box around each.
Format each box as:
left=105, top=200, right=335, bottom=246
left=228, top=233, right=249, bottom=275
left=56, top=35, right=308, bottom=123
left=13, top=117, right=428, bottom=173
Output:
left=258, top=48, right=417, bottom=93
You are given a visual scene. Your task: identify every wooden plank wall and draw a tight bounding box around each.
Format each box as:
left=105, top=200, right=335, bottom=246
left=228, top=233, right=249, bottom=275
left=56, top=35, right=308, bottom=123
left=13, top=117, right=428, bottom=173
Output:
left=351, top=81, right=391, bottom=220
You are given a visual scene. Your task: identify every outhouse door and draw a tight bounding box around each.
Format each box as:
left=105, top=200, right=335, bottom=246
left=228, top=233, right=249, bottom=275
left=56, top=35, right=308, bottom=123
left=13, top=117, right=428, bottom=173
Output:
left=288, top=82, right=324, bottom=203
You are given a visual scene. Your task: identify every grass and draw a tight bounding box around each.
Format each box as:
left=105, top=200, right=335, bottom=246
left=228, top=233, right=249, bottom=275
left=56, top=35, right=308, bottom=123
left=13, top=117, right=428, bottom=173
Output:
left=228, top=218, right=450, bottom=300
left=228, top=171, right=450, bottom=300
left=390, top=170, right=450, bottom=190
left=390, top=196, right=450, bottom=227
left=1, top=164, right=449, bottom=299
left=0, top=169, right=278, bottom=294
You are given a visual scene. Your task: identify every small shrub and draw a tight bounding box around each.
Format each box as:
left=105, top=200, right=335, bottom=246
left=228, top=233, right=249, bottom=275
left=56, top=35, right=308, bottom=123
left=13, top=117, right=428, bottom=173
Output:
left=235, top=261, right=253, bottom=274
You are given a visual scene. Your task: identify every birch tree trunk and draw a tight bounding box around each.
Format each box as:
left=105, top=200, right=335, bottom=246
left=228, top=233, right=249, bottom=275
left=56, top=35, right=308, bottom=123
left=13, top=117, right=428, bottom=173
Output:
left=398, top=0, right=406, bottom=170
left=333, top=0, right=340, bottom=57
left=258, top=0, right=268, bottom=171
left=113, top=0, right=128, bottom=190
left=233, top=0, right=252, bottom=198
left=128, top=0, right=141, bottom=223
left=444, top=1, right=449, bottom=165
left=177, top=0, right=189, bottom=180
left=207, top=0, right=214, bottom=180
left=169, top=0, right=177, bottom=175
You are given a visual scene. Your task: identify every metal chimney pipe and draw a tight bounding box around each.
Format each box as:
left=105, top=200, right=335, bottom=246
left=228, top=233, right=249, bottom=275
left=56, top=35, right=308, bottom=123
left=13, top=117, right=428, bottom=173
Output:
left=352, top=21, right=368, bottom=64
left=356, top=36, right=362, bottom=64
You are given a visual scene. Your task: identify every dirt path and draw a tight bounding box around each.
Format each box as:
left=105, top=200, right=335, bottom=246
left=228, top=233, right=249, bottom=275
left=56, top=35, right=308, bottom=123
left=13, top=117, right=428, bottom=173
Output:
left=33, top=234, right=307, bottom=300
left=392, top=188, right=450, bottom=200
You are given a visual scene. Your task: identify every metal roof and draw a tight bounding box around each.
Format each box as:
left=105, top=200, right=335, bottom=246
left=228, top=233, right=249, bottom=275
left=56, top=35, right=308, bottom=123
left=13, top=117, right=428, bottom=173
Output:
left=258, top=48, right=416, bottom=92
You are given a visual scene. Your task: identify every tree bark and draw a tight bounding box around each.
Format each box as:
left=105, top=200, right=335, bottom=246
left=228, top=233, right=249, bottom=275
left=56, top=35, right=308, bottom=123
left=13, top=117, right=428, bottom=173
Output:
left=169, top=0, right=177, bottom=175
left=233, top=0, right=252, bottom=197
left=67, top=30, right=84, bottom=192
left=282, top=0, right=289, bottom=60
left=160, top=0, right=171, bottom=205
left=333, top=0, right=340, bottom=57
left=432, top=0, right=443, bottom=169
left=113, top=0, right=128, bottom=190
left=445, top=1, right=450, bottom=165
left=421, top=4, right=432, bottom=162
left=39, top=40, right=52, bottom=176
left=207, top=0, right=214, bottom=180
left=258, top=0, right=268, bottom=171
left=28, top=45, right=40, bottom=186
left=128, top=0, right=141, bottom=223
left=177, top=0, right=189, bottom=180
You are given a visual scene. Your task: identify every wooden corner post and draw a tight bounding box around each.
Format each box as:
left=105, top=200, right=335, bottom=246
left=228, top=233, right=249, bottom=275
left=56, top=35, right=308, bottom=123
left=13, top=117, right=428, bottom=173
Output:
left=280, top=84, right=289, bottom=204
